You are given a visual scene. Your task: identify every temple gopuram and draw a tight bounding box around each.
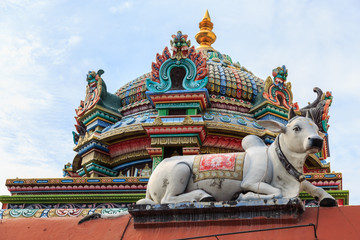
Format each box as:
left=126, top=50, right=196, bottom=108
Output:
left=1, top=11, right=356, bottom=240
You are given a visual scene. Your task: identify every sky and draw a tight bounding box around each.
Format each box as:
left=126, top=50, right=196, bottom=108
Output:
left=0, top=0, right=359, bottom=205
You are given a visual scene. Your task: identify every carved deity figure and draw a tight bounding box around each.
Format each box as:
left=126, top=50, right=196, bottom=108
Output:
left=141, top=164, right=152, bottom=177
left=272, top=65, right=288, bottom=89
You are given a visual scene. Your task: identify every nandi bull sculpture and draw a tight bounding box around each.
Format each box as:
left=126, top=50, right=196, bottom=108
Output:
left=136, top=88, right=336, bottom=206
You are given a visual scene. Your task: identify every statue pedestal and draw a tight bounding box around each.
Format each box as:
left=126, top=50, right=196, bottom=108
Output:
left=128, top=198, right=305, bottom=228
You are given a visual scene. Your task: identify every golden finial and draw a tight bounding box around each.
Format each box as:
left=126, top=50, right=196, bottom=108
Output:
left=195, top=10, right=217, bottom=50
left=203, top=9, right=211, bottom=20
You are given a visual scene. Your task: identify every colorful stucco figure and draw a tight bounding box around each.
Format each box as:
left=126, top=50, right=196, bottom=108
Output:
left=170, top=31, right=191, bottom=60
left=272, top=65, right=288, bottom=89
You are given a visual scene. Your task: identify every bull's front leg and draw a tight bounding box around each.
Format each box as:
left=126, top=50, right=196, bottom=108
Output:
left=301, top=180, right=337, bottom=207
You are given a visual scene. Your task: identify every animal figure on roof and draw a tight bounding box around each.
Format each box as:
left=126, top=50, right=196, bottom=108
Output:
left=137, top=107, right=336, bottom=207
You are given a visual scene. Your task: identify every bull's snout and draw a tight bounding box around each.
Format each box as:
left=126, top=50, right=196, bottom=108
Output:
left=308, top=137, right=323, bottom=150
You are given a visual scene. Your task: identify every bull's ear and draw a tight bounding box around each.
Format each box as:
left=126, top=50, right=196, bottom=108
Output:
left=288, top=107, right=297, bottom=120
left=257, top=120, right=286, bottom=133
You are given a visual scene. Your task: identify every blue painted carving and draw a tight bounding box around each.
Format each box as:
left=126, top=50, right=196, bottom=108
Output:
left=220, top=115, right=231, bottom=123
left=203, top=113, right=214, bottom=120
left=125, top=117, right=135, bottom=125
left=40, top=209, right=50, bottom=218
left=112, top=121, right=122, bottom=128
left=10, top=209, right=38, bottom=218
left=147, top=58, right=208, bottom=92
left=252, top=122, right=265, bottom=129
left=237, top=118, right=247, bottom=126
left=140, top=116, right=148, bottom=122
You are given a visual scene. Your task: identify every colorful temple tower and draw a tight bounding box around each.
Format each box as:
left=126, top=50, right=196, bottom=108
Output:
left=0, top=11, right=348, bottom=220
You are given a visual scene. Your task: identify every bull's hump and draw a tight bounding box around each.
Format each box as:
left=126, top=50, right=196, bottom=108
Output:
left=242, top=135, right=266, bottom=151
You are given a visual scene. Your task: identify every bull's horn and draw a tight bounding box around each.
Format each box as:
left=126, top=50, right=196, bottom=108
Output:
left=288, top=107, right=297, bottom=120
left=306, top=111, right=311, bottom=119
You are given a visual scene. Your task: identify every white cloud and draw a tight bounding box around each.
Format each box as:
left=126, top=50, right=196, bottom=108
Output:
left=68, top=35, right=82, bottom=46
left=109, top=1, right=133, bottom=13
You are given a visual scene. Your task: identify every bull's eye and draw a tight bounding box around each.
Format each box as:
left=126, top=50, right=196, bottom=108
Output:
left=293, top=126, right=301, bottom=132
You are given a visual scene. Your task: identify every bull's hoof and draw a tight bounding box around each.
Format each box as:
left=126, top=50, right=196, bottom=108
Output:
left=231, top=192, right=241, bottom=200
left=320, top=198, right=338, bottom=207
left=78, top=213, right=102, bottom=224
left=199, top=196, right=216, bottom=202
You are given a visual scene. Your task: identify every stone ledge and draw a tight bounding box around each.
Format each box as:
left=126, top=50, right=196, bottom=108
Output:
left=128, top=197, right=305, bottom=228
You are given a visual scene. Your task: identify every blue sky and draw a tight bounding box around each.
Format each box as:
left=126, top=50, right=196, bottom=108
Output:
left=0, top=0, right=359, bottom=205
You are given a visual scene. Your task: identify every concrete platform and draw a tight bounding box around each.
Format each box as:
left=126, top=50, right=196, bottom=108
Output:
left=128, top=198, right=305, bottom=227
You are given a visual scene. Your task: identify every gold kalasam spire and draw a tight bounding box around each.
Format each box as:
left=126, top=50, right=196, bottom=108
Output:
left=195, top=10, right=217, bottom=50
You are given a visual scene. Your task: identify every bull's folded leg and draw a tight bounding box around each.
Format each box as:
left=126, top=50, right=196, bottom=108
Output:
left=238, top=182, right=282, bottom=200
left=160, top=163, right=213, bottom=204
left=161, top=189, right=213, bottom=203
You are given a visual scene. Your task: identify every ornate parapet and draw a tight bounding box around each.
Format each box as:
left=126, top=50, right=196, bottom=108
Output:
left=4, top=177, right=148, bottom=196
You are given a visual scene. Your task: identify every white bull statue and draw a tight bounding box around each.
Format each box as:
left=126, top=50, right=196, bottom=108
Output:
left=137, top=113, right=337, bottom=207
